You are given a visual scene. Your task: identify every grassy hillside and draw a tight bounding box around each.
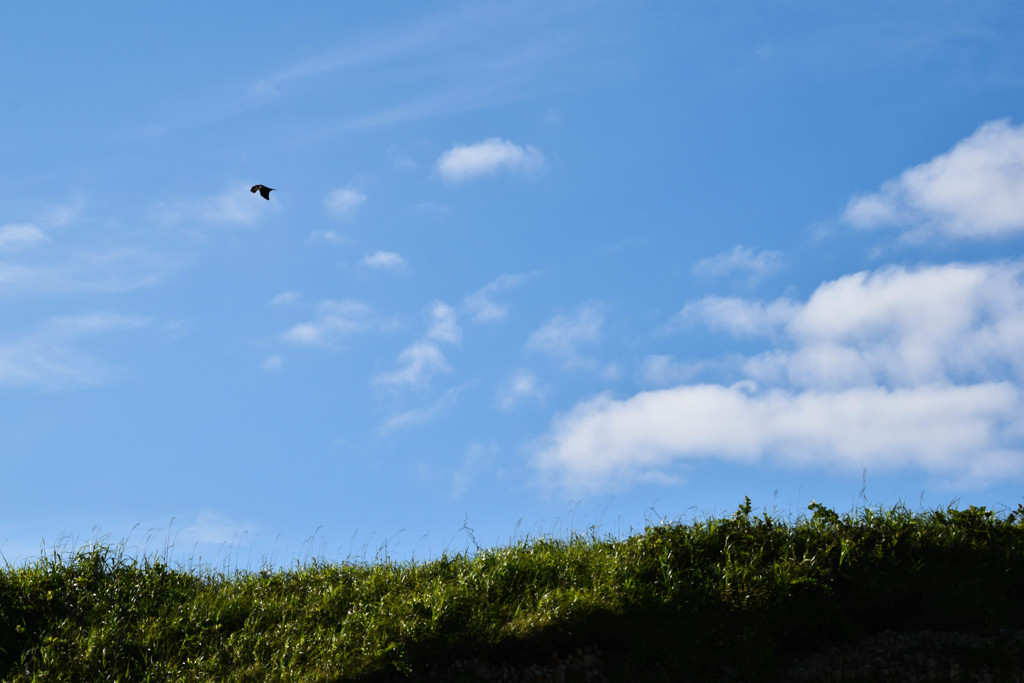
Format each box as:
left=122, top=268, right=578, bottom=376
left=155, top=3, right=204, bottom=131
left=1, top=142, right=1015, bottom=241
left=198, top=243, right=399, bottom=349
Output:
left=1, top=499, right=1022, bottom=681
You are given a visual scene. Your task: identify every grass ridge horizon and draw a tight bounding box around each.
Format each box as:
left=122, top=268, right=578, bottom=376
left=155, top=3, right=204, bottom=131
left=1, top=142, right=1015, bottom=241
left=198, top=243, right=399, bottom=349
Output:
left=2, top=497, right=1023, bottom=681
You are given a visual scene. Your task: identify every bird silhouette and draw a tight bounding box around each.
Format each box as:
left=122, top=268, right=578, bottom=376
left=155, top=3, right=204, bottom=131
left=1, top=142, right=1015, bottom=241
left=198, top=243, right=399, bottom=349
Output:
left=250, top=184, right=274, bottom=200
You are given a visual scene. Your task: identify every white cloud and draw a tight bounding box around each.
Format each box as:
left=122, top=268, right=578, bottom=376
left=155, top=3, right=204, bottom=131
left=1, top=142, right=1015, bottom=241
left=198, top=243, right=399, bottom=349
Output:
left=374, top=301, right=461, bottom=397
left=535, top=383, right=1022, bottom=491
left=38, top=195, right=85, bottom=228
left=527, top=304, right=604, bottom=368
left=374, top=341, right=449, bottom=388
left=262, top=355, right=283, bottom=371
left=674, top=296, right=797, bottom=338
left=268, top=291, right=300, bottom=307
left=535, top=261, right=1024, bottom=490
left=378, top=384, right=465, bottom=433
left=463, top=272, right=534, bottom=322
left=154, top=184, right=272, bottom=228
left=308, top=230, right=349, bottom=245
left=436, top=138, right=544, bottom=183
left=281, top=299, right=373, bottom=347
left=0, top=223, right=47, bottom=250
left=677, top=262, right=1024, bottom=390
left=692, top=245, right=784, bottom=283
left=0, top=313, right=151, bottom=392
left=749, top=262, right=1024, bottom=389
left=844, top=119, right=1024, bottom=239
left=362, top=251, right=406, bottom=269
left=324, top=187, right=367, bottom=219
left=497, top=369, right=545, bottom=409
left=427, top=301, right=461, bottom=344
left=641, top=354, right=704, bottom=386
left=0, top=247, right=181, bottom=297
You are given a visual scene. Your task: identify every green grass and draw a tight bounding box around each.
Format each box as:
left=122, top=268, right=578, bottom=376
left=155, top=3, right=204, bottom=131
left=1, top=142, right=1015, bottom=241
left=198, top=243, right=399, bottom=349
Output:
left=2, top=499, right=1023, bottom=681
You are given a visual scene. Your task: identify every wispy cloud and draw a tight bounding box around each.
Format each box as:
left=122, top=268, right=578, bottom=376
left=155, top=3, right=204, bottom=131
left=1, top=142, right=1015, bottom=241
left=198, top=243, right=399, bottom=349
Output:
left=308, top=230, right=349, bottom=245
left=0, top=247, right=182, bottom=297
left=463, top=272, right=534, bottom=322
left=379, top=384, right=465, bottom=434
left=362, top=251, right=407, bottom=269
left=218, top=3, right=609, bottom=136
left=427, top=301, right=461, bottom=344
left=437, top=138, right=544, bottom=183
left=152, top=184, right=274, bottom=228
left=527, top=303, right=605, bottom=370
left=692, top=245, right=785, bottom=284
left=268, top=291, right=301, bottom=307
left=641, top=355, right=705, bottom=387
left=844, top=119, right=1024, bottom=239
left=281, top=299, right=374, bottom=347
left=373, top=341, right=449, bottom=389
left=673, top=296, right=798, bottom=338
left=37, top=195, right=85, bottom=228
left=0, top=312, right=151, bottom=392
left=0, top=223, right=48, bottom=251
left=324, top=187, right=367, bottom=220
left=497, top=369, right=545, bottom=409
left=374, top=300, right=461, bottom=394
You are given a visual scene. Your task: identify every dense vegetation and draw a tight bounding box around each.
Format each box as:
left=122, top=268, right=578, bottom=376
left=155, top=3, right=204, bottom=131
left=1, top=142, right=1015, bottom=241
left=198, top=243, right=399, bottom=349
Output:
left=1, top=499, right=1022, bottom=681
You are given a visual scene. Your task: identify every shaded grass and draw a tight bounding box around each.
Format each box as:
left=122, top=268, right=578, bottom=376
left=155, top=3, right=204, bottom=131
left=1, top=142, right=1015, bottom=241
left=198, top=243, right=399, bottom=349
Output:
left=2, top=499, right=1023, bottom=681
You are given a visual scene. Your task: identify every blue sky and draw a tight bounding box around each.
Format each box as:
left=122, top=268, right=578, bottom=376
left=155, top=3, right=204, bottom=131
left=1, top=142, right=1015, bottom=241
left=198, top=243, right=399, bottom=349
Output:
left=4, top=2, right=1024, bottom=567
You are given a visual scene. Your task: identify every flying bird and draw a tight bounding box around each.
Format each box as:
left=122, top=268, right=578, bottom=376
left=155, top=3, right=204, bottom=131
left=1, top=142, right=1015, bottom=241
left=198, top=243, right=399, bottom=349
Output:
left=250, top=184, right=275, bottom=200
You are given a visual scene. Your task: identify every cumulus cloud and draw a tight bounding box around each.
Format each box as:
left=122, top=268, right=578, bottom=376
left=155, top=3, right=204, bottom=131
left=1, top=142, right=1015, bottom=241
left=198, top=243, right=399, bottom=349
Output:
left=535, top=382, right=1022, bottom=491
left=281, top=299, right=374, bottom=347
left=324, top=187, right=367, bottom=219
left=535, top=261, right=1024, bottom=491
left=843, top=119, right=1024, bottom=239
left=744, top=263, right=1024, bottom=389
left=436, top=138, right=544, bottom=183
left=362, top=250, right=406, bottom=269
left=692, top=245, right=785, bottom=284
